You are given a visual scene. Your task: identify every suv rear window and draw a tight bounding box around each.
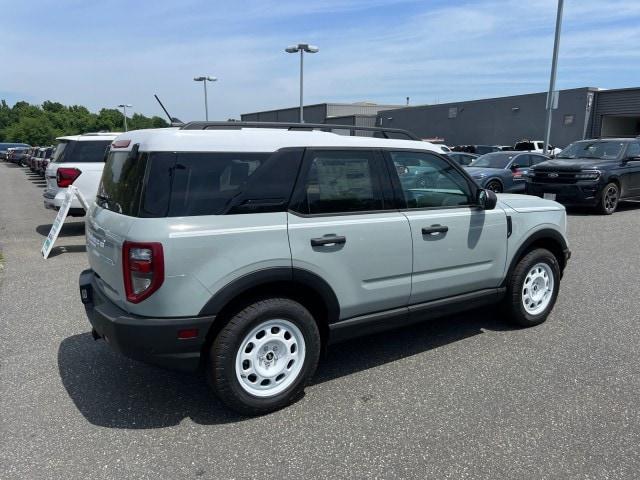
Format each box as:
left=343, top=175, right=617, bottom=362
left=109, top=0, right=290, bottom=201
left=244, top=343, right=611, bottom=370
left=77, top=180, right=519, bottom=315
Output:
left=99, top=150, right=292, bottom=217
left=514, top=142, right=535, bottom=151
left=53, top=140, right=112, bottom=163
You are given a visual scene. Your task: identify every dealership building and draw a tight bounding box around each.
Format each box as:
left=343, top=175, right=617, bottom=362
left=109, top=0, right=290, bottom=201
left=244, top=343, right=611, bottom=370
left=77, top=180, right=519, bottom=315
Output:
left=240, top=102, right=402, bottom=128
left=241, top=87, right=640, bottom=147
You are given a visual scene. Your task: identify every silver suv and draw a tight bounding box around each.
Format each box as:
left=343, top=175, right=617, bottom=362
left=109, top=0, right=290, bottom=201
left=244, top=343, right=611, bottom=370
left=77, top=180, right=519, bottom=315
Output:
left=79, top=122, right=570, bottom=415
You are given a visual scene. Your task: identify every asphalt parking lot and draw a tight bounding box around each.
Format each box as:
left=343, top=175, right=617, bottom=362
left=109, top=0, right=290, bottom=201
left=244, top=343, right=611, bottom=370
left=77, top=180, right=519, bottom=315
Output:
left=1, top=161, right=640, bottom=479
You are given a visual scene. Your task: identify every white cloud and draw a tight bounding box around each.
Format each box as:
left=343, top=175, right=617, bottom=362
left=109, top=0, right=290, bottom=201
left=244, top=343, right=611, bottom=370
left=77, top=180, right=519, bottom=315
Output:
left=0, top=0, right=638, bottom=120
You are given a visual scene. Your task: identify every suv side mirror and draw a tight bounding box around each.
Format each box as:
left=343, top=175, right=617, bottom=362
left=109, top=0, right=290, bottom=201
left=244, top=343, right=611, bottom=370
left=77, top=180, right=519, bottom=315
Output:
left=478, top=189, right=497, bottom=210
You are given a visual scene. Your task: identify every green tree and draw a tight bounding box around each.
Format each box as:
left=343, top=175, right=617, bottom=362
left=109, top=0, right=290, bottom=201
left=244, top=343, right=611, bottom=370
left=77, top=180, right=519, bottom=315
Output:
left=0, top=99, right=169, bottom=143
left=4, top=116, right=57, bottom=145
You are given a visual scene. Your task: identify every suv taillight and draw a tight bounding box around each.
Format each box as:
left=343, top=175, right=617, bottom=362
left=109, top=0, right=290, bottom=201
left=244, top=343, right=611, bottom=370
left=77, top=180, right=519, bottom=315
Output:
left=56, top=167, right=81, bottom=187
left=122, top=242, right=164, bottom=303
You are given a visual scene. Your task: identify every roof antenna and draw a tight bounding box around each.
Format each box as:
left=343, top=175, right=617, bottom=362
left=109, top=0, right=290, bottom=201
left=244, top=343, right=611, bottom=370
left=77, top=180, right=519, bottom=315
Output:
left=154, top=94, right=184, bottom=126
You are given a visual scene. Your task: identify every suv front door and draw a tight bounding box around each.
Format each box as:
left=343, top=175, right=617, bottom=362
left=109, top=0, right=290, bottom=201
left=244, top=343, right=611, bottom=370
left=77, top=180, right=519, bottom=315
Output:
left=385, top=150, right=508, bottom=304
left=287, top=149, right=413, bottom=320
left=622, top=142, right=640, bottom=197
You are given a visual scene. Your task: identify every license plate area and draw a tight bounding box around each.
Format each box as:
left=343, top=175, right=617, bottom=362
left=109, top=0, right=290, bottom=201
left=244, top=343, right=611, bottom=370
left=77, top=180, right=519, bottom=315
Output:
left=543, top=193, right=556, bottom=201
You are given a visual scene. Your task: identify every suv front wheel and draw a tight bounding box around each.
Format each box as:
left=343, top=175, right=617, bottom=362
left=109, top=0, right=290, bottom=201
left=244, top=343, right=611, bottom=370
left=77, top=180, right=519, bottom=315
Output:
left=597, top=182, right=619, bottom=215
left=208, top=298, right=321, bottom=415
left=503, top=248, right=560, bottom=327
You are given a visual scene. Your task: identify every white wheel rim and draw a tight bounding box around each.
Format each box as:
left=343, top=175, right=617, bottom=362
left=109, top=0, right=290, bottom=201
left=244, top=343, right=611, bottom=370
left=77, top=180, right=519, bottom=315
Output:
left=522, top=262, right=554, bottom=315
left=235, top=319, right=306, bottom=398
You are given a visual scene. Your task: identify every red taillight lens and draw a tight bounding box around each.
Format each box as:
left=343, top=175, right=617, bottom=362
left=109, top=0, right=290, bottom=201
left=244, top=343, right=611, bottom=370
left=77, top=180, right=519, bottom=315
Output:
left=122, top=241, right=164, bottom=303
left=56, top=167, right=81, bottom=187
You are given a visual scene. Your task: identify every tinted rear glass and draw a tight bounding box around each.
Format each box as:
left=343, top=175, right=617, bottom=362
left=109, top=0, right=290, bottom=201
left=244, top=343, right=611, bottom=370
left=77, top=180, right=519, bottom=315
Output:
left=53, top=140, right=112, bottom=163
left=99, top=150, right=274, bottom=217
left=514, top=142, right=535, bottom=151
left=97, top=151, right=148, bottom=215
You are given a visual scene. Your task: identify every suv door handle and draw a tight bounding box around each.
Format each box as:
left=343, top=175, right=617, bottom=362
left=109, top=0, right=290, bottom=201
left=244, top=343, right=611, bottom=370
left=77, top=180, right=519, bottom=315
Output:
left=422, top=225, right=448, bottom=235
left=310, top=235, right=346, bottom=247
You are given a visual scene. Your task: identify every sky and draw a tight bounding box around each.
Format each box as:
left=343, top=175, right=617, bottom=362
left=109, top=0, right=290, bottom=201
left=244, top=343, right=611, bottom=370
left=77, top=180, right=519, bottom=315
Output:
left=1, top=0, right=640, bottom=122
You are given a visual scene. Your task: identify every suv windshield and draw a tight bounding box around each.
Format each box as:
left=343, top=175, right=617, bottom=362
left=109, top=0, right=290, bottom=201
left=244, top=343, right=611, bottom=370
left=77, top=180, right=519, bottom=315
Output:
left=556, top=141, right=625, bottom=160
left=52, top=140, right=112, bottom=163
left=469, top=152, right=515, bottom=169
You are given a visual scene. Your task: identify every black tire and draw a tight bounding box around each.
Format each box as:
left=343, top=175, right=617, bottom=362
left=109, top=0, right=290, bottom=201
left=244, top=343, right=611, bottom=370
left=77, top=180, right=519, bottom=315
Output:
left=502, top=248, right=560, bottom=327
left=596, top=182, right=619, bottom=215
left=485, top=179, right=503, bottom=193
left=208, top=298, right=321, bottom=416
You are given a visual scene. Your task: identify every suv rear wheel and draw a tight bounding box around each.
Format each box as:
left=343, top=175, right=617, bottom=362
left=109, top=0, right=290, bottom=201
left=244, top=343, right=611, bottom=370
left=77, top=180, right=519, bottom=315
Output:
left=208, top=298, right=321, bottom=415
left=503, top=248, right=560, bottom=327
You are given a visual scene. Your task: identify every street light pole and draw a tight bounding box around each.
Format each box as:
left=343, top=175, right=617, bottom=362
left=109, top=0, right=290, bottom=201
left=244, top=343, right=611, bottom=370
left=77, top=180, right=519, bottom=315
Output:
left=299, top=49, right=304, bottom=124
left=193, top=76, right=217, bottom=121
left=118, top=104, right=132, bottom=131
left=543, top=0, right=564, bottom=154
left=285, top=43, right=319, bottom=123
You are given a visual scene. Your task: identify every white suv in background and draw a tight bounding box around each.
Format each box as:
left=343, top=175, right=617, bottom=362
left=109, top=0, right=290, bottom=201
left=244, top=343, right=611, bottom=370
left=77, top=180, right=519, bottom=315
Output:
left=43, top=132, right=120, bottom=216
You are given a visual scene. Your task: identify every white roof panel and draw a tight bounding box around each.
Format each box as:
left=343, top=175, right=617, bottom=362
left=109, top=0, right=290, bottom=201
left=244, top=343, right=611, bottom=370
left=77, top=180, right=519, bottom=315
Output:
left=110, top=127, right=441, bottom=153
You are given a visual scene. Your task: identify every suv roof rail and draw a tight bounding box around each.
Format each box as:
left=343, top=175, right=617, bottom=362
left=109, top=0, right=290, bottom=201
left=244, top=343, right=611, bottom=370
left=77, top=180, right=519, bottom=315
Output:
left=179, top=121, right=420, bottom=140
left=80, top=132, right=121, bottom=136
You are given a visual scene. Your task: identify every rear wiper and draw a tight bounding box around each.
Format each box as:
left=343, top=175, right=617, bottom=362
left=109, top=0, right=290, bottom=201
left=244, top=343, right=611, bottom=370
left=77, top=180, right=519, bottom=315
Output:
left=96, top=194, right=111, bottom=206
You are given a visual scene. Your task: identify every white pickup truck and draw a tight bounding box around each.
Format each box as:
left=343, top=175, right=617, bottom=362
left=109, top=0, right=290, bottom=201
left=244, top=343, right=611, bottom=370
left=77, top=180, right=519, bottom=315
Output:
left=515, top=140, right=562, bottom=156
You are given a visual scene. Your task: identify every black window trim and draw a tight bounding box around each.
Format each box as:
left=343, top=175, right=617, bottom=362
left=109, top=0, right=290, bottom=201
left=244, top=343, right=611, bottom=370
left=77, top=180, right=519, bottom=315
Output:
left=288, top=147, right=395, bottom=218
left=380, top=148, right=484, bottom=212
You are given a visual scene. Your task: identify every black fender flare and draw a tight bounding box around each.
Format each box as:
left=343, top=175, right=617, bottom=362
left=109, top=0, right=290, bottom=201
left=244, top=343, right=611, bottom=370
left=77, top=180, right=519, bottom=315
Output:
left=198, top=267, right=340, bottom=323
left=503, top=228, right=569, bottom=285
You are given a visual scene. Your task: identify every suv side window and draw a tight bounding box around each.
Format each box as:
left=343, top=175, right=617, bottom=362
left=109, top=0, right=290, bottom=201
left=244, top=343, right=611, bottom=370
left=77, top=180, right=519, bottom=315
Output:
left=292, top=150, right=384, bottom=215
left=626, top=142, right=640, bottom=158
left=513, top=154, right=531, bottom=167
left=389, top=151, right=474, bottom=209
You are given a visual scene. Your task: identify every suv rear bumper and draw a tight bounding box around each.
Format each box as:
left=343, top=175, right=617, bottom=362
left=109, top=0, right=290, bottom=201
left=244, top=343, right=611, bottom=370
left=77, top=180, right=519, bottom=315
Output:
left=79, top=269, right=216, bottom=371
left=43, top=190, right=86, bottom=216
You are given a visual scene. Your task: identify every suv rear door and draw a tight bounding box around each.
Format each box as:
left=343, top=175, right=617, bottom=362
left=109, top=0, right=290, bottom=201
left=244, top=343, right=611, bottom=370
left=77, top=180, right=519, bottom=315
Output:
left=287, top=148, right=413, bottom=320
left=385, top=150, right=507, bottom=305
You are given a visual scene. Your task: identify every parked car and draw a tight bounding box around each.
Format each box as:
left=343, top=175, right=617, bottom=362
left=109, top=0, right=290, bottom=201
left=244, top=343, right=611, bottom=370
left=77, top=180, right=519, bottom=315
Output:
left=526, top=137, right=640, bottom=214
left=6, top=147, right=30, bottom=164
left=34, top=147, right=46, bottom=175
left=27, top=147, right=40, bottom=170
left=446, top=152, right=478, bottom=166
left=465, top=151, right=549, bottom=193
left=514, top=140, right=562, bottom=156
left=0, top=142, right=30, bottom=160
left=79, top=122, right=570, bottom=415
left=43, top=132, right=120, bottom=216
left=35, top=146, right=54, bottom=175
left=41, top=146, right=55, bottom=174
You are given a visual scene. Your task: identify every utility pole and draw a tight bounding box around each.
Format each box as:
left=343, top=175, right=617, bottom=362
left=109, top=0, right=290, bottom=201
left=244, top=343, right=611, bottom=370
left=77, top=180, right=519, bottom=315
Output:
left=285, top=43, right=319, bottom=123
left=543, top=0, right=564, bottom=154
left=118, top=104, right=132, bottom=131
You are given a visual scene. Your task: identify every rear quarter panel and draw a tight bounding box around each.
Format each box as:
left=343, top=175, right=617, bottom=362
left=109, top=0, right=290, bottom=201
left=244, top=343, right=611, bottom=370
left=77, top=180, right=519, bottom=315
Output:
left=123, top=212, right=291, bottom=318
